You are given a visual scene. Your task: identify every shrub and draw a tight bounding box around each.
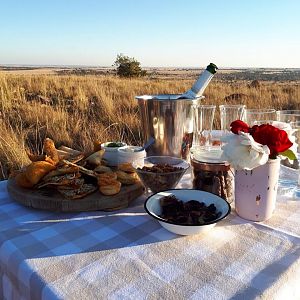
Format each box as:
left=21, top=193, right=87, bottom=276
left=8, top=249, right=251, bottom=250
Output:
left=113, top=54, right=147, bottom=78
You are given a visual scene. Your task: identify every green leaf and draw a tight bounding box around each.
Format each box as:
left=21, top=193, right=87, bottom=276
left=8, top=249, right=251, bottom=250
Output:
left=279, top=149, right=297, bottom=160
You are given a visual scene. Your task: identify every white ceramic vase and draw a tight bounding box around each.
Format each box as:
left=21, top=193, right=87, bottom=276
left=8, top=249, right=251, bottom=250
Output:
left=234, top=158, right=280, bottom=222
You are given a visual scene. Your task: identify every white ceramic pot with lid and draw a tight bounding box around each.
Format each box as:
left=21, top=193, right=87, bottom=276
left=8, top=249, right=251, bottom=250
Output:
left=118, top=146, right=146, bottom=166
left=101, top=142, right=127, bottom=166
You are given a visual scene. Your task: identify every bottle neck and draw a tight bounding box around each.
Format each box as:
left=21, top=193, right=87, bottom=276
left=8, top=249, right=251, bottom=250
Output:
left=191, top=69, right=214, bottom=97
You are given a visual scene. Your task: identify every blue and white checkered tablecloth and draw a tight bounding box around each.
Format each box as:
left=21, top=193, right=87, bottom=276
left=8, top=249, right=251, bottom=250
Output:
left=0, top=172, right=300, bottom=300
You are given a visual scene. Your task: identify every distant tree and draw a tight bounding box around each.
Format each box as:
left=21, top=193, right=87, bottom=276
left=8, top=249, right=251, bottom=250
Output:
left=113, top=54, right=147, bottom=78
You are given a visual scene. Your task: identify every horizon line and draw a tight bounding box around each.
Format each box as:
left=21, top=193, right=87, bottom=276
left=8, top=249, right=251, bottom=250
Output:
left=1, top=63, right=300, bottom=70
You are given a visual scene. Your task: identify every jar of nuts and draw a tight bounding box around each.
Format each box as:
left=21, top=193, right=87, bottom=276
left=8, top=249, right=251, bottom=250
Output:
left=191, top=149, right=234, bottom=204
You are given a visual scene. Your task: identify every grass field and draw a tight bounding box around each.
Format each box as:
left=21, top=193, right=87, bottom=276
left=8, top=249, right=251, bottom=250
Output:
left=0, top=71, right=299, bottom=179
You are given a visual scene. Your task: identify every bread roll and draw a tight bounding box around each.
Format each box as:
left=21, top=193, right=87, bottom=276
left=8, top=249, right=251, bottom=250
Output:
left=93, top=141, right=102, bottom=152
left=15, top=171, right=35, bottom=188
left=25, top=161, right=56, bottom=185
left=26, top=151, right=46, bottom=162
left=44, top=138, right=59, bottom=165
left=86, top=149, right=105, bottom=167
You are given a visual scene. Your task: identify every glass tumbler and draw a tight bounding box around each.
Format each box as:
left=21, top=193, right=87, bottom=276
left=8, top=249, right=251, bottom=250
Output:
left=192, top=105, right=216, bottom=151
left=219, top=104, right=246, bottom=132
left=244, top=108, right=276, bottom=126
left=277, top=110, right=300, bottom=123
left=277, top=110, right=300, bottom=198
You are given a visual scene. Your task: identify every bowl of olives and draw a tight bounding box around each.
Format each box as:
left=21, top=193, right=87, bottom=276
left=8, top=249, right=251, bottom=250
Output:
left=144, top=189, right=231, bottom=235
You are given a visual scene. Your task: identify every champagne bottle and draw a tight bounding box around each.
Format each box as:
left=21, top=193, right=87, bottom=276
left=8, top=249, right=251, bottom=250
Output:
left=179, top=63, right=218, bottom=99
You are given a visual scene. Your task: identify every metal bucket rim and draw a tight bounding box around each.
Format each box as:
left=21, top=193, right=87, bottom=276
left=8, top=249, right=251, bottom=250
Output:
left=135, top=94, right=205, bottom=101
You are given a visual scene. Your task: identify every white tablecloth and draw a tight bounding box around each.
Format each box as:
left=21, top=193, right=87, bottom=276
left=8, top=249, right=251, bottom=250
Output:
left=0, top=172, right=300, bottom=300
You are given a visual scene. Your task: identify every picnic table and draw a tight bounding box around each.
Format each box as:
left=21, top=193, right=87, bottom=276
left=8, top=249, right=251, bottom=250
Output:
left=0, top=171, right=299, bottom=300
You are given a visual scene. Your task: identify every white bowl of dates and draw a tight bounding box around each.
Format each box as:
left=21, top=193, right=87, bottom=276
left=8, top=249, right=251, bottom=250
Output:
left=144, top=189, right=231, bottom=235
left=133, top=156, right=189, bottom=193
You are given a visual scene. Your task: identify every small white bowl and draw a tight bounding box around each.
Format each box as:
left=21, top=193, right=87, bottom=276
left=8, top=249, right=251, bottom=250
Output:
left=101, top=142, right=127, bottom=166
left=144, top=189, right=231, bottom=235
left=118, top=146, right=146, bottom=165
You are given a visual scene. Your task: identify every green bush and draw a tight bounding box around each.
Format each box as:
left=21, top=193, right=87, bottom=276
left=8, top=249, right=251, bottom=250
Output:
left=113, top=54, right=147, bottom=78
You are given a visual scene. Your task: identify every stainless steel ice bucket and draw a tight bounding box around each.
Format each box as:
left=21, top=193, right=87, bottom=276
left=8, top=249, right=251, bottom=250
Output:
left=136, top=94, right=204, bottom=158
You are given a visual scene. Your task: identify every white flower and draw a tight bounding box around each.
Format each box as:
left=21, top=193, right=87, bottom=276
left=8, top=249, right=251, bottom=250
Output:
left=221, top=132, right=270, bottom=170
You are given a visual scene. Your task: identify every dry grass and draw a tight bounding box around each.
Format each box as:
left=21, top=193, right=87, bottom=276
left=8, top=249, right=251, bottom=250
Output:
left=0, top=73, right=299, bottom=179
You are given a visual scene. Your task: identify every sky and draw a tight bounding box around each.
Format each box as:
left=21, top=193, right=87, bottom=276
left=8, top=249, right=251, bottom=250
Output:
left=1, top=0, right=300, bottom=68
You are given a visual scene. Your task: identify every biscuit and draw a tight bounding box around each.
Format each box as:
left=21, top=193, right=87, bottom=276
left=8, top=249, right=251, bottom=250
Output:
left=58, top=183, right=97, bottom=199
left=62, top=159, right=97, bottom=178
left=116, top=170, right=139, bottom=185
left=99, top=180, right=121, bottom=196
left=37, top=173, right=81, bottom=188
left=42, top=166, right=80, bottom=181
left=118, top=163, right=135, bottom=173
left=94, top=165, right=113, bottom=174
left=56, top=178, right=85, bottom=190
left=97, top=172, right=118, bottom=185
left=57, top=151, right=84, bottom=164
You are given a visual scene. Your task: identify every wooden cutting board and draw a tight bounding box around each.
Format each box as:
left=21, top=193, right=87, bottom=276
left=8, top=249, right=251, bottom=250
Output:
left=7, top=178, right=145, bottom=212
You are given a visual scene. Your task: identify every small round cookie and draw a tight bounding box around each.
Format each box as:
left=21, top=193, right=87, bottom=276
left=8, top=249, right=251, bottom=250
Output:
left=99, top=180, right=121, bottom=195
left=98, top=177, right=117, bottom=186
left=116, top=170, right=139, bottom=185
left=94, top=165, right=113, bottom=174
left=118, top=163, right=135, bottom=173
left=97, top=172, right=117, bottom=185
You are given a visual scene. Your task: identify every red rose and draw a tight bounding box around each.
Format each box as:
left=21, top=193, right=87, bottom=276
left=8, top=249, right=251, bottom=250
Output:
left=230, top=120, right=250, bottom=134
left=251, top=124, right=293, bottom=157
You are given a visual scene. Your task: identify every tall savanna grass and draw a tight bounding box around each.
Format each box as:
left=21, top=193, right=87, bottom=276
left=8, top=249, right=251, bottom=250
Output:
left=0, top=73, right=299, bottom=179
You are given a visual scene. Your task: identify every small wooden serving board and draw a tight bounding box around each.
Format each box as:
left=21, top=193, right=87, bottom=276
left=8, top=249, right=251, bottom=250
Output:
left=7, top=179, right=145, bottom=212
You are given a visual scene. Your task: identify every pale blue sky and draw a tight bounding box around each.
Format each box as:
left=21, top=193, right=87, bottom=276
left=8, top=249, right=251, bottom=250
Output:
left=1, top=0, right=300, bottom=68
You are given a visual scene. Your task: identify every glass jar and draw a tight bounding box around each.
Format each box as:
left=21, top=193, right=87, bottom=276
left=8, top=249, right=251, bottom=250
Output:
left=191, top=149, right=234, bottom=204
